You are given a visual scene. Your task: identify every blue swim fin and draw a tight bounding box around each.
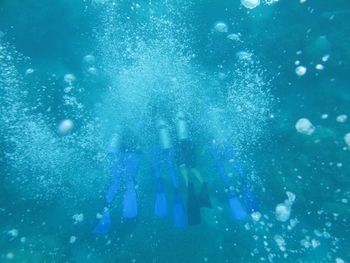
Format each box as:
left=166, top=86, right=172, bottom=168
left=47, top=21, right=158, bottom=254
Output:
left=122, top=152, right=139, bottom=219
left=106, top=177, right=119, bottom=204
left=173, top=191, right=187, bottom=228
left=92, top=210, right=111, bottom=235
left=242, top=185, right=259, bottom=213
left=122, top=185, right=138, bottom=218
left=228, top=192, right=247, bottom=220
left=198, top=182, right=212, bottom=208
left=187, top=182, right=201, bottom=225
left=155, top=181, right=167, bottom=217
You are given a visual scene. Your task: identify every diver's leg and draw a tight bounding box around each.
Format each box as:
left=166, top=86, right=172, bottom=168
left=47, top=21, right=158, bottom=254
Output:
left=152, top=147, right=167, bottom=217
left=224, top=146, right=259, bottom=212
left=163, top=149, right=180, bottom=189
left=209, top=141, right=246, bottom=218
left=179, top=164, right=190, bottom=186
left=122, top=152, right=140, bottom=218
left=190, top=168, right=212, bottom=208
left=189, top=168, right=203, bottom=184
left=106, top=159, right=122, bottom=204
left=162, top=149, right=187, bottom=227
left=93, top=154, right=121, bottom=234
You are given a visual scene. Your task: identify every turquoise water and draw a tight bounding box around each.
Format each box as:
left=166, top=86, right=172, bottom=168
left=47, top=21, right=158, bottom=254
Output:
left=0, top=0, right=349, bottom=262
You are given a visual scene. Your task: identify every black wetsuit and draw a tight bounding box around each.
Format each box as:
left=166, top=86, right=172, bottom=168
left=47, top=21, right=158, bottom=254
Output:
left=175, top=139, right=196, bottom=168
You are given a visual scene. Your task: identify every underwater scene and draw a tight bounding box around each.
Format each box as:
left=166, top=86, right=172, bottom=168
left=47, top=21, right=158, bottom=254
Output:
left=0, top=0, right=349, bottom=262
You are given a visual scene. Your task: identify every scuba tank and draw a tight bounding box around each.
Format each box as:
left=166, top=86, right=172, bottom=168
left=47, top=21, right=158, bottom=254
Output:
left=175, top=111, right=189, bottom=140
left=157, top=119, right=172, bottom=150
left=108, top=133, right=121, bottom=154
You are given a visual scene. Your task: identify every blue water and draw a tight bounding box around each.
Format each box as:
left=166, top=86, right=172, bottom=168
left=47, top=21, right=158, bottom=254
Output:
left=1, top=0, right=349, bottom=262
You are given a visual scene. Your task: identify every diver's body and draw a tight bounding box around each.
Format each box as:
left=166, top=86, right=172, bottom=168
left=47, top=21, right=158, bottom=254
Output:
left=206, top=106, right=258, bottom=218
left=93, top=131, right=140, bottom=234
left=174, top=112, right=212, bottom=225
left=152, top=119, right=187, bottom=227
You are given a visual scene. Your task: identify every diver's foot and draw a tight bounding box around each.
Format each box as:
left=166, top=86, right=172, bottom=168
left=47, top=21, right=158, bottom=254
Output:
left=199, top=182, right=212, bottom=208
left=187, top=182, right=201, bottom=225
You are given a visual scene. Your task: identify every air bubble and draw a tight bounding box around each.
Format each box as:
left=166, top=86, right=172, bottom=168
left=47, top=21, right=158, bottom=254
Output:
left=236, top=51, right=253, bottom=60
left=64, top=73, right=76, bottom=84
left=213, top=22, right=228, bottom=33
left=69, top=236, right=77, bottom=244
left=336, top=114, right=347, bottom=123
left=83, top=54, right=96, bottom=64
left=87, top=66, right=98, bottom=75
left=227, top=33, right=241, bottom=42
left=275, top=203, right=291, bottom=222
left=295, top=118, right=315, bottom=135
left=322, top=54, right=330, bottom=62
left=58, top=119, right=74, bottom=134
left=344, top=133, right=350, bottom=147
left=25, top=68, right=34, bottom=75
left=7, top=229, right=19, bottom=238
left=321, top=114, right=328, bottom=119
left=315, top=64, right=324, bottom=70
left=72, top=213, right=84, bottom=224
left=251, top=212, right=262, bottom=221
left=241, top=0, right=261, bottom=9
left=295, top=66, right=307, bottom=76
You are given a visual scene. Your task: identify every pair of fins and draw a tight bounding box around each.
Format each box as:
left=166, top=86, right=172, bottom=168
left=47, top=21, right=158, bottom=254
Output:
left=93, top=153, right=139, bottom=235
left=154, top=181, right=211, bottom=227
left=187, top=182, right=212, bottom=225
left=154, top=182, right=186, bottom=228
left=209, top=142, right=259, bottom=220
left=92, top=183, right=138, bottom=235
left=223, top=185, right=259, bottom=221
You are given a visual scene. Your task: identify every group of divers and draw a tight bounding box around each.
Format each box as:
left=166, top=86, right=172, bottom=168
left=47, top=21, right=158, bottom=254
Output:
left=93, top=111, right=259, bottom=234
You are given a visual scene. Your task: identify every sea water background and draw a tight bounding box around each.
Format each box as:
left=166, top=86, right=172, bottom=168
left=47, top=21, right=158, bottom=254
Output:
left=0, top=0, right=349, bottom=262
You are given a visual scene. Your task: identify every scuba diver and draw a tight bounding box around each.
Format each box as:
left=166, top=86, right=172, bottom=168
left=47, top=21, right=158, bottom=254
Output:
left=93, top=131, right=141, bottom=234
left=207, top=107, right=259, bottom=220
left=174, top=111, right=212, bottom=225
left=152, top=119, right=187, bottom=228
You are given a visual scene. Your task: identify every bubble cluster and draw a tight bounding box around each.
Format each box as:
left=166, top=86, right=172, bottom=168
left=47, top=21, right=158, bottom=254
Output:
left=0, top=41, right=106, bottom=202
left=275, top=192, right=295, bottom=222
